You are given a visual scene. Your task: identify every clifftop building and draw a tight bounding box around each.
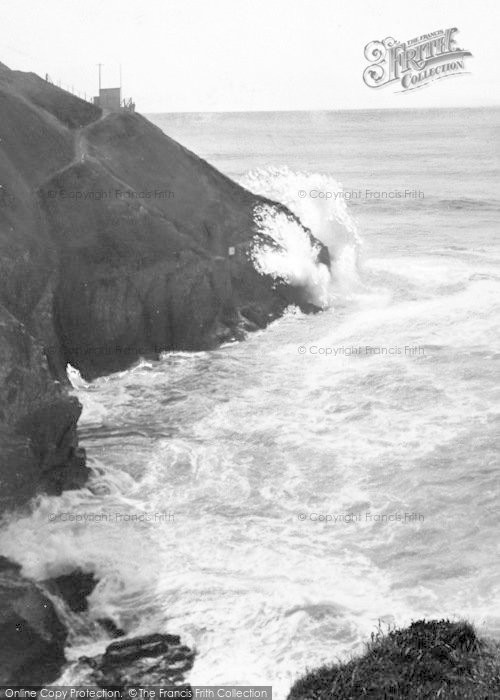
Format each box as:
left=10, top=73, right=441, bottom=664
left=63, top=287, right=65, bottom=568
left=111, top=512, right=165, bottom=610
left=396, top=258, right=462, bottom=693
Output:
left=94, top=87, right=121, bottom=111
left=93, top=66, right=135, bottom=112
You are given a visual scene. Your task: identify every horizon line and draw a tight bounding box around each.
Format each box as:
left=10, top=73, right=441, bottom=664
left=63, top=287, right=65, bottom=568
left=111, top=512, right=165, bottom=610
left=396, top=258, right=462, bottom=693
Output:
left=144, top=104, right=500, bottom=115
left=3, top=63, right=497, bottom=115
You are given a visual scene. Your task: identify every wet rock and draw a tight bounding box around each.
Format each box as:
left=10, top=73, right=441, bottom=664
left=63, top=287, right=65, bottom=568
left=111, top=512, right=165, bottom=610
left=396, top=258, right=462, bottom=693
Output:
left=43, top=569, right=98, bottom=613
left=0, top=557, right=67, bottom=686
left=80, top=633, right=195, bottom=689
left=97, top=618, right=126, bottom=639
left=0, top=307, right=89, bottom=510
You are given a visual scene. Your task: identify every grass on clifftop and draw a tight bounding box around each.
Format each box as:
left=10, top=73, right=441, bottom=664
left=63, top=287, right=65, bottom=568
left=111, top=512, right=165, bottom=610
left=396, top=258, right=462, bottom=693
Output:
left=288, top=619, right=500, bottom=699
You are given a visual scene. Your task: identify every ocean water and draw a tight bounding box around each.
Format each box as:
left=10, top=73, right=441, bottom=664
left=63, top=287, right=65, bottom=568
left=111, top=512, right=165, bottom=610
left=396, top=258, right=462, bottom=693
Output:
left=1, top=108, right=499, bottom=697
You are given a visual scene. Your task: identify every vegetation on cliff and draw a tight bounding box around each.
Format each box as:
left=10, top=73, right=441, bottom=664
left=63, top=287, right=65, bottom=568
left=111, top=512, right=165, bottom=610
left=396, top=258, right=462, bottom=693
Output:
left=288, top=619, right=500, bottom=699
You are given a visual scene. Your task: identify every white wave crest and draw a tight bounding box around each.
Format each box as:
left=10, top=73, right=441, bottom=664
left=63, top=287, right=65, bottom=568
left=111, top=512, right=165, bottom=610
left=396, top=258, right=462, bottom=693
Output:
left=249, top=203, right=332, bottom=307
left=241, top=167, right=363, bottom=307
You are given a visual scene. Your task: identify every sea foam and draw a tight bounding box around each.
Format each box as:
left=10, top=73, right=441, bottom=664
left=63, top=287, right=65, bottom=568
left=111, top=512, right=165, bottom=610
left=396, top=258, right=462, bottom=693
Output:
left=241, top=167, right=362, bottom=307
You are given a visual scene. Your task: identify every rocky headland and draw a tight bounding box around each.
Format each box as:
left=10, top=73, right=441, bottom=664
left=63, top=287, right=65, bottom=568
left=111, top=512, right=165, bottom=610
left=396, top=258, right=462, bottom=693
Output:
left=0, top=61, right=328, bottom=686
left=1, top=62, right=495, bottom=697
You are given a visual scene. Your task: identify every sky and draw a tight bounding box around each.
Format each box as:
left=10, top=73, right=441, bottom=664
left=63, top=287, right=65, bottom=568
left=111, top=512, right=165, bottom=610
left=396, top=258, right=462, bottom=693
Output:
left=2, top=0, right=499, bottom=112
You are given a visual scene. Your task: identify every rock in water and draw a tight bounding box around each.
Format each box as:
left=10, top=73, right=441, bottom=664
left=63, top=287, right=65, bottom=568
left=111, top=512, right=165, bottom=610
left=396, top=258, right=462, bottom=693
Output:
left=43, top=569, right=98, bottom=613
left=96, top=618, right=126, bottom=639
left=43, top=570, right=125, bottom=637
left=0, top=557, right=67, bottom=686
left=80, top=633, right=195, bottom=689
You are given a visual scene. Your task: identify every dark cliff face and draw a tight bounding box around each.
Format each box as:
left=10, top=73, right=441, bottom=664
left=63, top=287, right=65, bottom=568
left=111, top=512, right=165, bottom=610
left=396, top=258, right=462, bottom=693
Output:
left=0, top=66, right=328, bottom=683
left=0, top=557, right=68, bottom=686
left=0, top=306, right=89, bottom=510
left=1, top=68, right=329, bottom=382
left=42, top=110, right=326, bottom=379
left=0, top=66, right=329, bottom=506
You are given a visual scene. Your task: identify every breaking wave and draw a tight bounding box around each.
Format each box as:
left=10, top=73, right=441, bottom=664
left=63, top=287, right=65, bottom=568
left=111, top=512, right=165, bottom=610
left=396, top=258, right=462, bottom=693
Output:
left=240, top=167, right=363, bottom=307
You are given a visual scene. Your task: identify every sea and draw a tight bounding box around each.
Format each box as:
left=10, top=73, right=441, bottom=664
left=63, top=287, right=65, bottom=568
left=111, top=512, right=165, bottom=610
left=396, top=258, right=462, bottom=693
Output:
left=1, top=107, right=499, bottom=698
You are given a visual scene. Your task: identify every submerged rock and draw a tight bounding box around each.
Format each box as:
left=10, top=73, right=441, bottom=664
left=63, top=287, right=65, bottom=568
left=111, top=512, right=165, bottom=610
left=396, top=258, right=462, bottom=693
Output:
left=0, top=557, right=67, bottom=686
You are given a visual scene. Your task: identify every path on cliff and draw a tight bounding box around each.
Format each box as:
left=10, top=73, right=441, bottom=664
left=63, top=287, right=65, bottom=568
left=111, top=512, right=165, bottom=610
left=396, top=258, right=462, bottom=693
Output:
left=34, top=109, right=107, bottom=193
left=34, top=108, right=129, bottom=195
left=38, top=109, right=172, bottom=219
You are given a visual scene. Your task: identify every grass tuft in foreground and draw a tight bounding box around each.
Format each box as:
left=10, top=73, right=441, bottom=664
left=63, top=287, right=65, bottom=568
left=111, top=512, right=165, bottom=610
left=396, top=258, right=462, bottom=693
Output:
left=288, top=619, right=500, bottom=699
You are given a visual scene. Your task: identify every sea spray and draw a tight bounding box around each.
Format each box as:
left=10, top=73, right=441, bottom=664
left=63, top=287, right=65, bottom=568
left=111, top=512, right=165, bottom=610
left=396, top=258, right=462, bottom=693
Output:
left=249, top=203, right=332, bottom=308
left=241, top=167, right=363, bottom=304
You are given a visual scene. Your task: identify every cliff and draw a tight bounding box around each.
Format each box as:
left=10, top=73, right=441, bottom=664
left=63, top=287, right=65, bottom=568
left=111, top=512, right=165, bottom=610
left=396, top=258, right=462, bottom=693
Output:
left=0, top=61, right=329, bottom=505
left=0, top=61, right=329, bottom=684
left=0, top=61, right=329, bottom=383
left=0, top=557, right=67, bottom=685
